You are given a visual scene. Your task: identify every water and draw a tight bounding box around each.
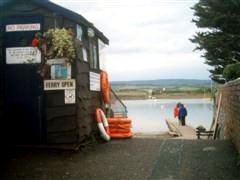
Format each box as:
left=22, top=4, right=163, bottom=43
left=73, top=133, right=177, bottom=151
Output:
left=123, top=99, right=213, bottom=134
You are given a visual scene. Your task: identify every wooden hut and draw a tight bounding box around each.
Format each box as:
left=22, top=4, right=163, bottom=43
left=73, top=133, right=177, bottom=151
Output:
left=0, top=0, right=113, bottom=145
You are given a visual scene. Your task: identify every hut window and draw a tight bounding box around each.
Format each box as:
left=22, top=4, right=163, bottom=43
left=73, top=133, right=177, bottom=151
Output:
left=50, top=63, right=71, bottom=79
left=98, top=39, right=107, bottom=70
left=76, top=24, right=83, bottom=41
left=89, top=40, right=98, bottom=69
left=82, top=47, right=88, bottom=62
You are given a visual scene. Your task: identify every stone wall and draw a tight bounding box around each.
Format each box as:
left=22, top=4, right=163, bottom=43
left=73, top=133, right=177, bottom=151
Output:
left=216, top=78, right=240, bottom=153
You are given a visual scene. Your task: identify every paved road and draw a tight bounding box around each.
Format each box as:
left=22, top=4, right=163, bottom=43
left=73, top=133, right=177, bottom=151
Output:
left=150, top=139, right=239, bottom=180
left=0, top=138, right=239, bottom=180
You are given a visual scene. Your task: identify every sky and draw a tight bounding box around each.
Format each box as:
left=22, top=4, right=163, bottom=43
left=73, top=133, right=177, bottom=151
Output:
left=51, top=0, right=211, bottom=81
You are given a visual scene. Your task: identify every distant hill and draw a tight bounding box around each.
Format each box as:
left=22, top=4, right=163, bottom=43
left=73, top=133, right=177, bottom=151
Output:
left=110, top=79, right=212, bottom=90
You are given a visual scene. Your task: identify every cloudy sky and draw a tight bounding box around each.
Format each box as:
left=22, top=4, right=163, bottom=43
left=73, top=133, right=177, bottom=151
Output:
left=51, top=0, right=210, bottom=81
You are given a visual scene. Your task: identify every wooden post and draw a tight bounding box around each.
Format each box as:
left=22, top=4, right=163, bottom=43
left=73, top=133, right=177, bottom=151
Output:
left=212, top=92, right=222, bottom=139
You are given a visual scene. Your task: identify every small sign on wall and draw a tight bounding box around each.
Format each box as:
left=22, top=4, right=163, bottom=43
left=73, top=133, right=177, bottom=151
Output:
left=6, top=47, right=41, bottom=64
left=64, top=89, right=76, bottom=104
left=44, top=79, right=76, bottom=90
left=6, top=23, right=41, bottom=32
left=89, top=72, right=100, bottom=91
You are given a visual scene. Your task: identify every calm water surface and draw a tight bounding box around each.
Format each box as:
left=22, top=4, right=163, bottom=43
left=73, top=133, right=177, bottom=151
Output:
left=123, top=99, right=213, bottom=133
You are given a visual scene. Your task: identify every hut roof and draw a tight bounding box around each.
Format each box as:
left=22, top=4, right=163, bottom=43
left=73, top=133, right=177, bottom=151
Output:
left=1, top=0, right=109, bottom=44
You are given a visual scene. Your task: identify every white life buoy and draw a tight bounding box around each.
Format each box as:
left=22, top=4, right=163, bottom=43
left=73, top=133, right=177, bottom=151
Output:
left=95, top=108, right=111, bottom=141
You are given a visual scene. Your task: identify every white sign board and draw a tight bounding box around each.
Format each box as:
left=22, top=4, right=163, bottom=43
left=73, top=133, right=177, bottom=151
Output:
left=6, top=23, right=41, bottom=32
left=44, top=79, right=76, bottom=90
left=89, top=72, right=100, bottom=91
left=6, top=47, right=41, bottom=64
left=64, top=89, right=76, bottom=104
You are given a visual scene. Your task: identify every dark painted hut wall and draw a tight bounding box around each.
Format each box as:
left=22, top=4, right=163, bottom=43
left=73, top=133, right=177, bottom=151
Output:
left=0, top=37, right=3, bottom=126
left=0, top=1, right=76, bottom=144
left=0, top=9, right=3, bottom=126
left=0, top=0, right=108, bottom=144
left=76, top=61, right=103, bottom=141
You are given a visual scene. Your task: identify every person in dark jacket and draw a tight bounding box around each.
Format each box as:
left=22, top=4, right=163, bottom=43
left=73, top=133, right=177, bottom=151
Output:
left=178, top=104, right=187, bottom=126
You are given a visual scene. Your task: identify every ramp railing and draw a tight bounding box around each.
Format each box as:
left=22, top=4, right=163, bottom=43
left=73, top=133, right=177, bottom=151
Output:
left=110, top=88, right=128, bottom=118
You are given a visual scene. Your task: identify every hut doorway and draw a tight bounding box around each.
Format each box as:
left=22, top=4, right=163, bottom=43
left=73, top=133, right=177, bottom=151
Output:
left=3, top=16, right=45, bottom=144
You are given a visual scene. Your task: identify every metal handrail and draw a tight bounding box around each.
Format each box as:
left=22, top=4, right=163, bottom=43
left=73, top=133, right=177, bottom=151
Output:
left=110, top=88, right=128, bottom=117
left=110, top=88, right=127, bottom=110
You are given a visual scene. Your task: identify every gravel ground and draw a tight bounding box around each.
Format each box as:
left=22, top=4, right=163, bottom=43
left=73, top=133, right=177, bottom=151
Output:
left=0, top=137, right=239, bottom=180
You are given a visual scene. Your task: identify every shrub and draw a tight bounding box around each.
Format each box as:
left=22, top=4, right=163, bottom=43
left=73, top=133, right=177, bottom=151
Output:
left=196, top=125, right=206, bottom=132
left=223, top=63, right=240, bottom=82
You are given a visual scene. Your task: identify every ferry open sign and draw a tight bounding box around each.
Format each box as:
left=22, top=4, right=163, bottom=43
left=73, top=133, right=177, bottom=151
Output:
left=44, top=79, right=76, bottom=90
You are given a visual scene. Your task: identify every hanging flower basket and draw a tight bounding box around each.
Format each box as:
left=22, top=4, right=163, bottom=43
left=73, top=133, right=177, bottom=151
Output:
left=45, top=28, right=76, bottom=63
left=32, top=28, right=76, bottom=77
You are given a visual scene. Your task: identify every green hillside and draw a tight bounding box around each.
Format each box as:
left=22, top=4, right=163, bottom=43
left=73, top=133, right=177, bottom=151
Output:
left=110, top=79, right=214, bottom=100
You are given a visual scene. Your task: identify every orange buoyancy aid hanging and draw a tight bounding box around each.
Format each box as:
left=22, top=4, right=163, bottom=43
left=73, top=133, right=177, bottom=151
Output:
left=101, top=71, right=110, bottom=104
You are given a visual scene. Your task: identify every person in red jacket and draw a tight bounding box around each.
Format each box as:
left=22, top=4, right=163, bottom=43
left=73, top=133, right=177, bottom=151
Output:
left=173, top=103, right=181, bottom=125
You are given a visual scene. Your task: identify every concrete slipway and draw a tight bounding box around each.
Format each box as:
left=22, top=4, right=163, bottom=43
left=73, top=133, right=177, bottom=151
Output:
left=1, top=135, right=239, bottom=180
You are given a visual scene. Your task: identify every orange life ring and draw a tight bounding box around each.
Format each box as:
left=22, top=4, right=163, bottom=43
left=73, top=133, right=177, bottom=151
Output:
left=107, top=118, right=132, bottom=124
left=95, top=108, right=110, bottom=141
left=110, top=132, right=133, bottom=139
left=101, top=71, right=110, bottom=104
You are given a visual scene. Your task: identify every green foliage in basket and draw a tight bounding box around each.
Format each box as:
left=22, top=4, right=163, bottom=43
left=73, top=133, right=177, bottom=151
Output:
left=45, top=28, right=76, bottom=63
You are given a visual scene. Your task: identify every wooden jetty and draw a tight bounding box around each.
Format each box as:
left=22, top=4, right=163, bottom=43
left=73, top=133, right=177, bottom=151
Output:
left=165, top=119, right=197, bottom=139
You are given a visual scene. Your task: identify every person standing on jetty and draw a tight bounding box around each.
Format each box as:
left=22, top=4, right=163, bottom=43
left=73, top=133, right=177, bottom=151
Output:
left=173, top=103, right=181, bottom=125
left=179, top=104, right=187, bottom=126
